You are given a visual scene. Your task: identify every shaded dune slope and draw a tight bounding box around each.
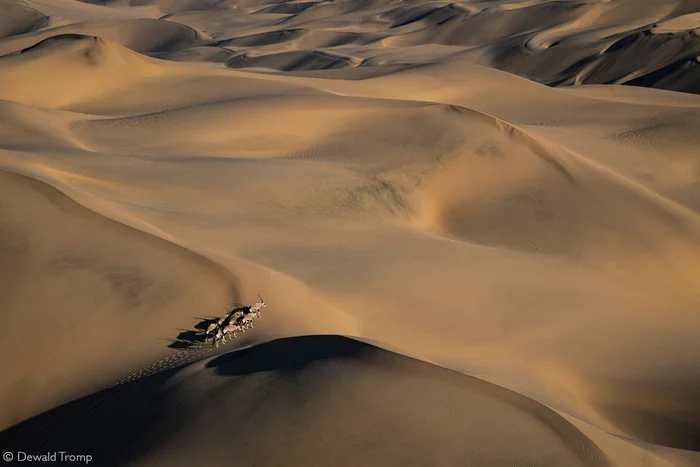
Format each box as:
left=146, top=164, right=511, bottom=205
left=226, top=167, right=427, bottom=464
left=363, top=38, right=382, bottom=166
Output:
left=0, top=335, right=610, bottom=467
left=0, top=170, right=237, bottom=431
left=0, top=18, right=201, bottom=56
left=0, top=3, right=49, bottom=39
left=1, top=0, right=700, bottom=93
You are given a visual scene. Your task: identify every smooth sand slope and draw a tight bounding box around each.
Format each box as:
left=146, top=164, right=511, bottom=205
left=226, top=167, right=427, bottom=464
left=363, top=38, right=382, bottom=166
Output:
left=1, top=1, right=700, bottom=466
left=3, top=336, right=610, bottom=467
left=0, top=170, right=235, bottom=430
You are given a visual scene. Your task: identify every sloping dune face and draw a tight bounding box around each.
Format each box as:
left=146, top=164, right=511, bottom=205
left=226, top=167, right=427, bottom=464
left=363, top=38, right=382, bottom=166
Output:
left=2, top=336, right=609, bottom=467
left=0, top=171, right=236, bottom=430
left=1, top=1, right=700, bottom=467
left=2, top=0, right=700, bottom=93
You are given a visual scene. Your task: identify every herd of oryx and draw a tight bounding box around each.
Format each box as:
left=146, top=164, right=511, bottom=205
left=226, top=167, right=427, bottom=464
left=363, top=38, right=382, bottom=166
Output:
left=204, top=295, right=266, bottom=347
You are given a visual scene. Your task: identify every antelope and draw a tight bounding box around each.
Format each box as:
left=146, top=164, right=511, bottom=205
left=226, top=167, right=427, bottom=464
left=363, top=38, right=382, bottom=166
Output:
left=202, top=294, right=267, bottom=346
left=204, top=322, right=218, bottom=343
left=250, top=294, right=266, bottom=316
left=213, top=327, right=225, bottom=347
left=222, top=323, right=240, bottom=342
left=240, top=313, right=256, bottom=330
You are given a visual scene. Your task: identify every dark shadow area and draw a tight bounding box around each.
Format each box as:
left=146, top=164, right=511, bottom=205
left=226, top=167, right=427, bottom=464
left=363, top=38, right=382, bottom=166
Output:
left=206, top=334, right=369, bottom=376
left=0, top=361, right=186, bottom=467
left=0, top=335, right=366, bottom=467
left=165, top=331, right=203, bottom=349
left=601, top=404, right=700, bottom=452
left=0, top=335, right=615, bottom=467
left=627, top=57, right=700, bottom=95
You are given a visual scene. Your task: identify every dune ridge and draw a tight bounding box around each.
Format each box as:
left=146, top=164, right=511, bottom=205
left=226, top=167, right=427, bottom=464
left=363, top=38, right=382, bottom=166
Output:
left=0, top=335, right=612, bottom=467
left=2, top=0, right=700, bottom=93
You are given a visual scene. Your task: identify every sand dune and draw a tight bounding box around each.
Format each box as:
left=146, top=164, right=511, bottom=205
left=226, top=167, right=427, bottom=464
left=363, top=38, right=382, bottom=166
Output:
left=0, top=171, right=237, bottom=431
left=1, top=1, right=700, bottom=466
left=0, top=3, right=49, bottom=39
left=2, top=336, right=611, bottom=467
left=0, top=18, right=200, bottom=55
left=2, top=0, right=700, bottom=92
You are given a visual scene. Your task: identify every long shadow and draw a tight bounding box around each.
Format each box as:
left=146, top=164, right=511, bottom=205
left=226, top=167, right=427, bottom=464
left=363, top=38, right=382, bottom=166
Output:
left=0, top=336, right=618, bottom=467
left=165, top=331, right=203, bottom=349
left=206, top=334, right=368, bottom=376
left=167, top=307, right=251, bottom=350
left=0, top=336, right=366, bottom=467
left=0, top=361, right=185, bottom=467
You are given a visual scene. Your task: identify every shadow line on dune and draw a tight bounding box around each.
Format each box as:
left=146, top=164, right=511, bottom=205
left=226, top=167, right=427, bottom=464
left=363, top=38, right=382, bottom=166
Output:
left=0, top=335, right=611, bottom=467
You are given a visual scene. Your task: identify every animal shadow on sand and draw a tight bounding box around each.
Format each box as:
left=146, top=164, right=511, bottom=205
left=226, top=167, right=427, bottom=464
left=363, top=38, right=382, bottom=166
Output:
left=166, top=306, right=250, bottom=350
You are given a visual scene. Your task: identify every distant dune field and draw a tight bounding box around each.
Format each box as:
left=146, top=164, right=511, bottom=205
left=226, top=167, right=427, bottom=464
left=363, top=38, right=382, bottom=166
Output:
left=1, top=1, right=699, bottom=466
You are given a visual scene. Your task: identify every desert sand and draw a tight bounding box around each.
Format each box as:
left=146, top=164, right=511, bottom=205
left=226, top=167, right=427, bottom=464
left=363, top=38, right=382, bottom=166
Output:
left=1, top=0, right=700, bottom=466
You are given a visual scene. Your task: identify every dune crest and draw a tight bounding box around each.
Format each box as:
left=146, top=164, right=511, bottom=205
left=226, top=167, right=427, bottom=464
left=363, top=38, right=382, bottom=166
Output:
left=1, top=336, right=611, bottom=467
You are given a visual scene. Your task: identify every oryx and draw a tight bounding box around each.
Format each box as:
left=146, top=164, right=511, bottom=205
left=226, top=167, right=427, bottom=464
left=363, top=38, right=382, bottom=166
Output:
left=249, top=294, right=266, bottom=318
left=222, top=323, right=240, bottom=342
